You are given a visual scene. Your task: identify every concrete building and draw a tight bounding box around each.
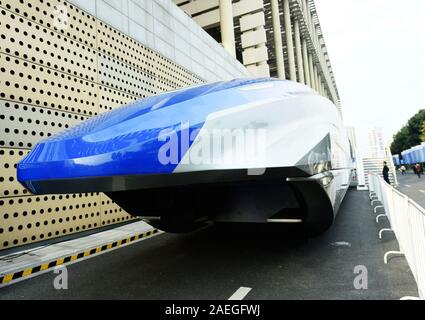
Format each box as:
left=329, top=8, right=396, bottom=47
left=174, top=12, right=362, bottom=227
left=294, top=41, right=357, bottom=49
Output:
left=174, top=0, right=342, bottom=117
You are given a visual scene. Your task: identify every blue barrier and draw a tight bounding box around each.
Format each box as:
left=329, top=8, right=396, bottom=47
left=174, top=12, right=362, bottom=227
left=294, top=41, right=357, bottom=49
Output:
left=401, top=143, right=425, bottom=165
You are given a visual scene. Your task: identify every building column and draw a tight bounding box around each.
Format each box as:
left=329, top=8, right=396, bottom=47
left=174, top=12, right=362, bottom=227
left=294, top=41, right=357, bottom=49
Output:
left=317, top=76, right=320, bottom=94
left=319, top=76, right=322, bottom=95
left=219, top=0, right=236, bottom=58
left=313, top=65, right=318, bottom=92
left=283, top=0, right=296, bottom=81
left=294, top=20, right=304, bottom=84
left=308, top=54, right=315, bottom=90
left=270, top=0, right=285, bottom=79
left=302, top=39, right=310, bottom=86
left=319, top=76, right=323, bottom=96
left=302, top=0, right=308, bottom=18
left=306, top=0, right=313, bottom=35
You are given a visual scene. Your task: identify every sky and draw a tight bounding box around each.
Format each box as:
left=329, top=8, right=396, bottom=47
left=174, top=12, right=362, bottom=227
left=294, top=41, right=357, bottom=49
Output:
left=314, top=0, right=425, bottom=152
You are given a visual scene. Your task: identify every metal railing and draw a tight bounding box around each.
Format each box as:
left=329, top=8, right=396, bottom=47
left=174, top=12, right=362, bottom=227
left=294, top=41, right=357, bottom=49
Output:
left=368, top=173, right=425, bottom=300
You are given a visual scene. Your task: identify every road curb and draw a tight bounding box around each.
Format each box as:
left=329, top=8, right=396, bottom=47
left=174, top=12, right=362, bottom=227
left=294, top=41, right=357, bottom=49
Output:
left=0, top=228, right=160, bottom=287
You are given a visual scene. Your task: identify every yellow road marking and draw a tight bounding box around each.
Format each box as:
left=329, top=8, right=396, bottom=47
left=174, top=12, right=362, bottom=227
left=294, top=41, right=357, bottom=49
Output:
left=3, top=274, right=13, bottom=283
left=23, top=269, right=33, bottom=277
left=1, top=228, right=159, bottom=286
left=40, top=263, right=49, bottom=271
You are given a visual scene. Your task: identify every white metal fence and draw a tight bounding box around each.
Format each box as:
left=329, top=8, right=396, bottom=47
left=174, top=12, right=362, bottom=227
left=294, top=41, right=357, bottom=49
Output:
left=368, top=173, right=425, bottom=299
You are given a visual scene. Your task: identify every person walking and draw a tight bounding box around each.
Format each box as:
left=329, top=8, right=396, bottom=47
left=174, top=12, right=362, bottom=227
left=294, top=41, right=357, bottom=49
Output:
left=415, top=163, right=422, bottom=178
left=383, top=161, right=391, bottom=185
left=400, top=165, right=406, bottom=175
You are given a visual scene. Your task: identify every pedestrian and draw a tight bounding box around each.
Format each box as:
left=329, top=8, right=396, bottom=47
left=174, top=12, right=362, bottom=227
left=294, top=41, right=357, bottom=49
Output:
left=415, top=163, right=422, bottom=179
left=400, top=165, right=406, bottom=175
left=383, top=161, right=391, bottom=185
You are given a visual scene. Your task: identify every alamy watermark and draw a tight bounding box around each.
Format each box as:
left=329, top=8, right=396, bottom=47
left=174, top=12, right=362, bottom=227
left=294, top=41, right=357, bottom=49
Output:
left=353, top=265, right=368, bottom=290
left=157, top=122, right=267, bottom=176
left=53, top=265, right=68, bottom=290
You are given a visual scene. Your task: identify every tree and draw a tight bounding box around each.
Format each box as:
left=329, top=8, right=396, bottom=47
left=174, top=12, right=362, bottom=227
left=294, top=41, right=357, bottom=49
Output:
left=391, top=125, right=409, bottom=155
left=390, top=109, right=425, bottom=155
left=420, top=121, right=425, bottom=142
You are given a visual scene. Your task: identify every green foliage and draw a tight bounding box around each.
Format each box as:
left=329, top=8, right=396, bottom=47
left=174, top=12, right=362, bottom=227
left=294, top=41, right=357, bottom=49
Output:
left=391, top=126, right=409, bottom=156
left=420, top=121, right=425, bottom=143
left=390, top=109, right=425, bottom=155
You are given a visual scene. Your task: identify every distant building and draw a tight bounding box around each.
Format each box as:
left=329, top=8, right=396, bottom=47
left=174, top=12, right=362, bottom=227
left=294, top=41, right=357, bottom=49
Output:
left=367, top=127, right=385, bottom=158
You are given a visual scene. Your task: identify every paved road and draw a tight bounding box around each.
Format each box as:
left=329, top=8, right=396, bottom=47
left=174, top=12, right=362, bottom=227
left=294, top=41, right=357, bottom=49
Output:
left=396, top=172, right=425, bottom=208
left=0, top=190, right=417, bottom=300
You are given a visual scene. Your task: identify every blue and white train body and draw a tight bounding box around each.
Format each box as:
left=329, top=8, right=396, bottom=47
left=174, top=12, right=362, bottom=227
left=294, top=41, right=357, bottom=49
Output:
left=18, top=78, right=354, bottom=236
left=392, top=155, right=401, bottom=166
left=401, top=143, right=425, bottom=165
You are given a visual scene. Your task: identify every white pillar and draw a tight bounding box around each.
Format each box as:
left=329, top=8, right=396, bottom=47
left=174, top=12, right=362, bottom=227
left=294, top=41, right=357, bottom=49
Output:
left=294, top=20, right=305, bottom=84
left=308, top=54, right=315, bottom=90
left=317, top=75, right=320, bottom=94
left=318, top=74, right=322, bottom=94
left=319, top=76, right=323, bottom=95
left=219, top=0, right=236, bottom=58
left=302, top=0, right=308, bottom=18
left=283, top=0, right=296, bottom=81
left=306, top=0, right=313, bottom=34
left=271, top=0, right=285, bottom=79
left=302, top=40, right=310, bottom=86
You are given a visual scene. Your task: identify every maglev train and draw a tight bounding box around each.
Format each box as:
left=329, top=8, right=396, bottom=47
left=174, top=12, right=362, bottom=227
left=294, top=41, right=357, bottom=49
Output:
left=17, top=78, right=354, bottom=236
